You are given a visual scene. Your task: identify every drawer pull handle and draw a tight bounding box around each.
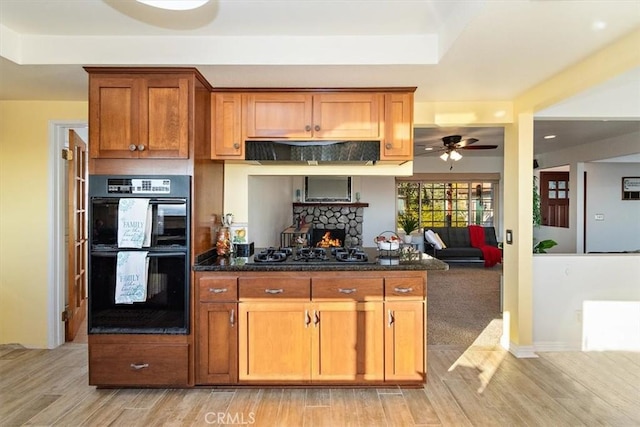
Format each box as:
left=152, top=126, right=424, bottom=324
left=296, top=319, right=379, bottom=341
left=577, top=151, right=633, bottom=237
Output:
left=388, top=309, right=394, bottom=327
left=338, top=288, right=356, bottom=294
left=130, top=363, right=149, bottom=370
left=129, top=144, right=137, bottom=151
left=305, top=125, right=312, bottom=132
left=394, top=287, right=413, bottom=293
left=137, top=144, right=145, bottom=151
left=314, top=310, right=320, bottom=326
left=304, top=310, right=311, bottom=328
left=265, top=288, right=284, bottom=294
left=209, top=288, right=228, bottom=294
left=230, top=308, right=235, bottom=326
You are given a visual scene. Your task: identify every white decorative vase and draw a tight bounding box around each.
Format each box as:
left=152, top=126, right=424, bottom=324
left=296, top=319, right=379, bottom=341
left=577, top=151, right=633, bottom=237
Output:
left=403, top=234, right=413, bottom=244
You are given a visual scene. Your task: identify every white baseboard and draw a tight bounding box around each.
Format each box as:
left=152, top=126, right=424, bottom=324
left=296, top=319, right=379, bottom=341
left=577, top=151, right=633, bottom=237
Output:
left=534, top=341, right=581, bottom=352
left=506, top=342, right=539, bottom=358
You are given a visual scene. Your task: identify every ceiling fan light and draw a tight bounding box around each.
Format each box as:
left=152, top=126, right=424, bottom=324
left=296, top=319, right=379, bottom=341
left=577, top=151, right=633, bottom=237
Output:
left=450, top=150, right=462, bottom=161
left=136, top=0, right=209, bottom=10
left=440, top=152, right=449, bottom=161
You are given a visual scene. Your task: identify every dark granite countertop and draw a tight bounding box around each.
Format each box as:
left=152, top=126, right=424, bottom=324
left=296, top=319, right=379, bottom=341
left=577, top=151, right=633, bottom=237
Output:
left=193, top=247, right=449, bottom=272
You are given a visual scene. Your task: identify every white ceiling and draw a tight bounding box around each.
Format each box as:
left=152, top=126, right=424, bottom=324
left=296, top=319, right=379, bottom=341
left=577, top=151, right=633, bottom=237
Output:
left=1, top=0, right=639, bottom=160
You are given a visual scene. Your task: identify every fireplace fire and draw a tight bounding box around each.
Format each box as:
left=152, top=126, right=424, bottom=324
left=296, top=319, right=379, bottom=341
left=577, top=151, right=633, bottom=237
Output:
left=311, top=229, right=345, bottom=248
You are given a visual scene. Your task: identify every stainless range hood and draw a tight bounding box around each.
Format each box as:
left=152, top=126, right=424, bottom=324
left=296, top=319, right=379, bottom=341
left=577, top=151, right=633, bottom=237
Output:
left=245, top=140, right=380, bottom=165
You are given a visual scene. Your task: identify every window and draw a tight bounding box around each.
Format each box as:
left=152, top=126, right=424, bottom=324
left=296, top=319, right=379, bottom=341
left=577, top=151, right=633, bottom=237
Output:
left=397, top=174, right=498, bottom=229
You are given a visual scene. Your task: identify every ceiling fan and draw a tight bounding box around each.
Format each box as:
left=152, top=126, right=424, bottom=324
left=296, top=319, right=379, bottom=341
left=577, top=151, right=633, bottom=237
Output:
left=416, top=134, right=498, bottom=161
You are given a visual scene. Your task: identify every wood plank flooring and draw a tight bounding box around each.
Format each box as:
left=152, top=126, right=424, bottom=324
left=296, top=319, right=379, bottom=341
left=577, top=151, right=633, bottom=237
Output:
left=1, top=342, right=638, bottom=426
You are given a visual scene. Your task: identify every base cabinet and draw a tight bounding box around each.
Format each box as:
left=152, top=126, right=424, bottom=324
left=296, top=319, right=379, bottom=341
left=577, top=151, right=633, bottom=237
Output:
left=384, top=301, right=425, bottom=382
left=239, top=302, right=312, bottom=382
left=195, top=271, right=426, bottom=386
left=197, top=302, right=238, bottom=384
left=88, top=338, right=189, bottom=387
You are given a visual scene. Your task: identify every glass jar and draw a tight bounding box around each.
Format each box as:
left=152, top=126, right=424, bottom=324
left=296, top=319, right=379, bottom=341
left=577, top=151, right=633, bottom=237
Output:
left=216, top=227, right=231, bottom=256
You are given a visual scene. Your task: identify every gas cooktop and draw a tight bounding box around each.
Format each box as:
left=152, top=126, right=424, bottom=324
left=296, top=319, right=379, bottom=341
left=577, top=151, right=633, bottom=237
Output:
left=250, top=246, right=374, bottom=264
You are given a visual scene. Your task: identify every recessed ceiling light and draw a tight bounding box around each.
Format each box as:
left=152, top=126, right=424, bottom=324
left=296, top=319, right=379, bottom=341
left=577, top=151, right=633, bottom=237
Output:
left=136, top=0, right=209, bottom=10
left=544, top=135, right=557, bottom=140
left=592, top=20, right=607, bottom=31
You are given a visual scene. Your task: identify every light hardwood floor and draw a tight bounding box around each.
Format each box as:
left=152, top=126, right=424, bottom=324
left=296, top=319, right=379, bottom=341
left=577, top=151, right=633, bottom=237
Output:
left=1, top=341, right=638, bottom=426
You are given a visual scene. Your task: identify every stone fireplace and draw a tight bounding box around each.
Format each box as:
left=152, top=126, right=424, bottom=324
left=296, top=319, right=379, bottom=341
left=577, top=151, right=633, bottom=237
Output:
left=293, top=203, right=367, bottom=248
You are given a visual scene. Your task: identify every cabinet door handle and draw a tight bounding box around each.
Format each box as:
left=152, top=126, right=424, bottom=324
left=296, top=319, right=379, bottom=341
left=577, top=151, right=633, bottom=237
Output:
left=233, top=143, right=240, bottom=149
left=313, top=310, right=320, bottom=326
left=388, top=309, right=394, bottom=327
left=137, top=144, right=145, bottom=151
left=230, top=308, right=235, bottom=327
left=385, top=143, right=392, bottom=149
left=305, top=125, right=312, bottom=132
left=304, top=310, right=311, bottom=328
left=394, top=287, right=413, bottom=293
left=264, top=288, right=284, bottom=294
left=209, top=287, right=227, bottom=294
left=130, top=363, right=149, bottom=370
left=314, top=125, right=321, bottom=131
left=129, top=144, right=137, bottom=151
left=338, top=288, right=357, bottom=294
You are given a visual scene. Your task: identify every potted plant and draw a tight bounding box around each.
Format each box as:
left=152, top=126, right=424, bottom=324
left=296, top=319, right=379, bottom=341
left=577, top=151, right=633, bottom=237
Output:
left=399, top=213, right=419, bottom=243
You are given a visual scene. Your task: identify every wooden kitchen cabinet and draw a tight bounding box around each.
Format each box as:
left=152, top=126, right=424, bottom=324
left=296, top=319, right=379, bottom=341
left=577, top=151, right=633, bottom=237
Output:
left=211, top=92, right=244, bottom=159
left=244, top=92, right=381, bottom=140
left=239, top=302, right=312, bottom=382
left=382, top=92, right=414, bottom=160
left=88, top=335, right=189, bottom=387
left=196, top=275, right=238, bottom=384
left=384, top=276, right=426, bottom=382
left=87, top=69, right=194, bottom=159
left=312, top=301, right=384, bottom=382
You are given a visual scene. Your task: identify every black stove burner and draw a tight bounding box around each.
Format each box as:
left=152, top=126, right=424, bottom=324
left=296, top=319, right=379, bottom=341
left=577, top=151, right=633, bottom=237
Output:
left=251, top=246, right=370, bottom=264
left=253, top=247, right=292, bottom=263
left=293, top=247, right=329, bottom=262
left=333, top=247, right=369, bottom=263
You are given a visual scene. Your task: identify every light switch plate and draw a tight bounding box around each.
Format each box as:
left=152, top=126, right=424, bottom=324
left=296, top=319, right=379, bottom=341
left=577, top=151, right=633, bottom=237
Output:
left=594, top=214, right=605, bottom=221
left=506, top=229, right=513, bottom=244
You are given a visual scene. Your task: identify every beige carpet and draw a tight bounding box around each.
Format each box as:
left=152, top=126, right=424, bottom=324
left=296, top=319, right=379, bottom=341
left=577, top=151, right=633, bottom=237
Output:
left=427, top=263, right=502, bottom=346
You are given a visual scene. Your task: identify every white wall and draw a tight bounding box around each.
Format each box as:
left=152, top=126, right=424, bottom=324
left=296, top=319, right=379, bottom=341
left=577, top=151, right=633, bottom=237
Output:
left=247, top=175, right=294, bottom=247
left=533, top=254, right=640, bottom=351
left=584, top=162, right=640, bottom=252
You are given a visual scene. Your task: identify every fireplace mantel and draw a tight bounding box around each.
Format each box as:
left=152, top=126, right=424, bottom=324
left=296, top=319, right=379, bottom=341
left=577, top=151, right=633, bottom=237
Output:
left=293, top=202, right=369, bottom=208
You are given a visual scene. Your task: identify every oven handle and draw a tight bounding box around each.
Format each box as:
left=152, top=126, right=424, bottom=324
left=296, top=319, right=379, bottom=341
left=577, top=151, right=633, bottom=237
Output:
left=90, top=251, right=186, bottom=258
left=91, top=198, right=187, bottom=205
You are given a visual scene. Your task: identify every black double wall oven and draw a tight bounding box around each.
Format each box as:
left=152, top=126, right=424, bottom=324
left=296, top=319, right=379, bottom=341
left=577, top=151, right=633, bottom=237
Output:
left=89, top=175, right=190, bottom=334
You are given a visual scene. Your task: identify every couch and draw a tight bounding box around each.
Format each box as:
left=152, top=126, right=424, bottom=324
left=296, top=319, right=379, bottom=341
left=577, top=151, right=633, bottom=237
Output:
left=424, top=226, right=502, bottom=267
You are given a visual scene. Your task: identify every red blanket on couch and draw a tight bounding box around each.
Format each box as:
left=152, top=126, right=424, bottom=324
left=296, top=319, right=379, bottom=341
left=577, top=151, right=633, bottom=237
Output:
left=468, top=225, right=502, bottom=267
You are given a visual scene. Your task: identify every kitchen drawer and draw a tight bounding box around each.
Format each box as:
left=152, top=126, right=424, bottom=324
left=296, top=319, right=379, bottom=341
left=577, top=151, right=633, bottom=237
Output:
left=312, top=277, right=383, bottom=301
left=199, top=276, right=238, bottom=302
left=385, top=277, right=425, bottom=300
left=239, top=277, right=310, bottom=300
left=89, top=343, right=188, bottom=386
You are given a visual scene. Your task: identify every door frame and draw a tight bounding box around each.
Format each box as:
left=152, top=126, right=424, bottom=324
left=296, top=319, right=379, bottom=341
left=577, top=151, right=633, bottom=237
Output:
left=47, top=120, right=88, bottom=348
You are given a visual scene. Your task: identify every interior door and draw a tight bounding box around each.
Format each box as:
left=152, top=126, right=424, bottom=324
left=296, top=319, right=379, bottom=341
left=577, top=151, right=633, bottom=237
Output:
left=540, top=171, right=570, bottom=227
left=65, top=130, right=88, bottom=341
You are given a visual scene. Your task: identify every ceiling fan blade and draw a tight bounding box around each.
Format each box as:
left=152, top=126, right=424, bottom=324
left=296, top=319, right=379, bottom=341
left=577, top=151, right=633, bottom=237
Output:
left=460, top=145, right=498, bottom=150
left=455, top=138, right=479, bottom=148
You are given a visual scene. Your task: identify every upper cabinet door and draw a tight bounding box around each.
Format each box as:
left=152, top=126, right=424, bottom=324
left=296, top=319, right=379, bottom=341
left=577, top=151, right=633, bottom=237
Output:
left=139, top=76, right=190, bottom=159
left=88, top=73, right=191, bottom=159
left=312, top=93, right=381, bottom=139
left=211, top=92, right=243, bottom=158
left=245, top=93, right=313, bottom=139
left=89, top=77, right=140, bottom=159
left=382, top=92, right=413, bottom=160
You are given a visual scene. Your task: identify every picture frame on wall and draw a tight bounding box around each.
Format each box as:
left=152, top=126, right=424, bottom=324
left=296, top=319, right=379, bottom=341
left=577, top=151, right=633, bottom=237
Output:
left=622, top=177, right=640, bottom=200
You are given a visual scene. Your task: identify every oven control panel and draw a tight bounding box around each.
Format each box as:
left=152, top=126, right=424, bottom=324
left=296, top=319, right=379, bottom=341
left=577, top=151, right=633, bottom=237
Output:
left=106, top=178, right=171, bottom=194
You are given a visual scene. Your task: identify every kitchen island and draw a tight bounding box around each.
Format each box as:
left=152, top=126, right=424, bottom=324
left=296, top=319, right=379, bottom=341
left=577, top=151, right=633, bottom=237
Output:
left=192, top=247, right=447, bottom=387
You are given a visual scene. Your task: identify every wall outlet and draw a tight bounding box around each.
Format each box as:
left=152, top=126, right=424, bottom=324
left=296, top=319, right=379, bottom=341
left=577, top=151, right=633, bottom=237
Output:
left=594, top=213, right=605, bottom=221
